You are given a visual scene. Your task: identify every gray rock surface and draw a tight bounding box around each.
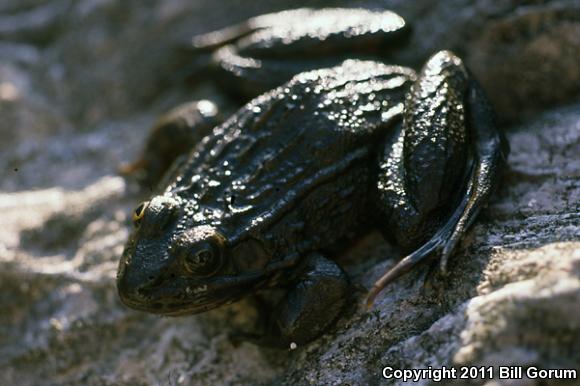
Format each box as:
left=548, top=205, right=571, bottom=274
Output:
left=1, top=1, right=578, bottom=385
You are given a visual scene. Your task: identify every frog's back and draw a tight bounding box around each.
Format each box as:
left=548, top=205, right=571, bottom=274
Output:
left=166, top=60, right=416, bottom=248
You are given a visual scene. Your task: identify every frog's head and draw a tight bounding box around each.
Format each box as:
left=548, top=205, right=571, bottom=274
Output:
left=117, top=195, right=270, bottom=315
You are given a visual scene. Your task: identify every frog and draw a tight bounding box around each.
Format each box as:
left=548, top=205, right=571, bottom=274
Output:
left=117, top=8, right=509, bottom=348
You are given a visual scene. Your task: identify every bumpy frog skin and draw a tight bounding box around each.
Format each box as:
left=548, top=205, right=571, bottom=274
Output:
left=117, top=8, right=509, bottom=347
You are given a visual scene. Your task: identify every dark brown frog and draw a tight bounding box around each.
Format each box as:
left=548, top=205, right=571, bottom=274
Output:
left=117, top=8, right=509, bottom=347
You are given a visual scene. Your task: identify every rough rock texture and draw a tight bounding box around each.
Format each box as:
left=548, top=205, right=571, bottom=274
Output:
left=0, top=1, right=578, bottom=385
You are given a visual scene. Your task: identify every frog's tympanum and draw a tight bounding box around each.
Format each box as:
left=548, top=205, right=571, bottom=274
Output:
left=117, top=8, right=509, bottom=347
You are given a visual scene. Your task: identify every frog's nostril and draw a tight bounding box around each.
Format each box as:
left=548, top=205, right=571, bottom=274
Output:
left=117, top=267, right=159, bottom=305
left=118, top=277, right=145, bottom=305
left=138, top=274, right=162, bottom=292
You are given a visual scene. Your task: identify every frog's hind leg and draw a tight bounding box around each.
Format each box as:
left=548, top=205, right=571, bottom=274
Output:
left=368, top=51, right=508, bottom=307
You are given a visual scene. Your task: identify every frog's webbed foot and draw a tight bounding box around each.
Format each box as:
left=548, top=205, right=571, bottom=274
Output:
left=368, top=51, right=508, bottom=307
left=367, top=183, right=472, bottom=307
left=250, top=253, right=351, bottom=348
left=119, top=100, right=221, bottom=191
left=190, top=13, right=266, bottom=51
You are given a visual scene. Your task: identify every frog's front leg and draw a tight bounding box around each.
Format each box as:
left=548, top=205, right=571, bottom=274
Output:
left=368, top=51, right=509, bottom=306
left=119, top=100, right=221, bottom=191
left=246, top=253, right=350, bottom=348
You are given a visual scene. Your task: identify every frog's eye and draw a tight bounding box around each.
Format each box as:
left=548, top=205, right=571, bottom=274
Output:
left=132, top=202, right=148, bottom=227
left=182, top=240, right=224, bottom=277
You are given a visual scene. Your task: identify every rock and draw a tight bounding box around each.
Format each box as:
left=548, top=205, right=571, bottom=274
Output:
left=0, top=1, right=578, bottom=385
left=384, top=0, right=580, bottom=123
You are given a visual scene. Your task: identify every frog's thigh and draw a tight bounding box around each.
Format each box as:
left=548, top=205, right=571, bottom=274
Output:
left=273, top=253, right=350, bottom=347
left=374, top=51, right=472, bottom=251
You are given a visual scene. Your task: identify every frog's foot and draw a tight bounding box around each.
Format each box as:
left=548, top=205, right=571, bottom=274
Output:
left=120, top=100, right=221, bottom=190
left=268, top=253, right=350, bottom=348
left=367, top=178, right=471, bottom=308
left=368, top=51, right=508, bottom=308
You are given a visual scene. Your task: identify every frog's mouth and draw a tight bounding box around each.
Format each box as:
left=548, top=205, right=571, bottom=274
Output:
left=119, top=272, right=268, bottom=316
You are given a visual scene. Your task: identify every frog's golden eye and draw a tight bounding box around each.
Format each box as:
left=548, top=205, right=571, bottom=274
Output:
left=132, top=202, right=148, bottom=227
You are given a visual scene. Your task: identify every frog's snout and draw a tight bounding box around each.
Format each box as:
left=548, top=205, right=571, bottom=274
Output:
left=117, top=258, right=153, bottom=309
left=117, top=242, right=180, bottom=312
left=117, top=264, right=149, bottom=308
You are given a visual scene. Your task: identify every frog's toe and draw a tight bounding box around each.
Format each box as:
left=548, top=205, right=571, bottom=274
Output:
left=366, top=228, right=448, bottom=309
left=439, top=230, right=461, bottom=275
left=367, top=182, right=483, bottom=308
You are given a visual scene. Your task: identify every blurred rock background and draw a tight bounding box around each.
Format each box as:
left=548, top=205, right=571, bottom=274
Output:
left=0, top=1, right=578, bottom=385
